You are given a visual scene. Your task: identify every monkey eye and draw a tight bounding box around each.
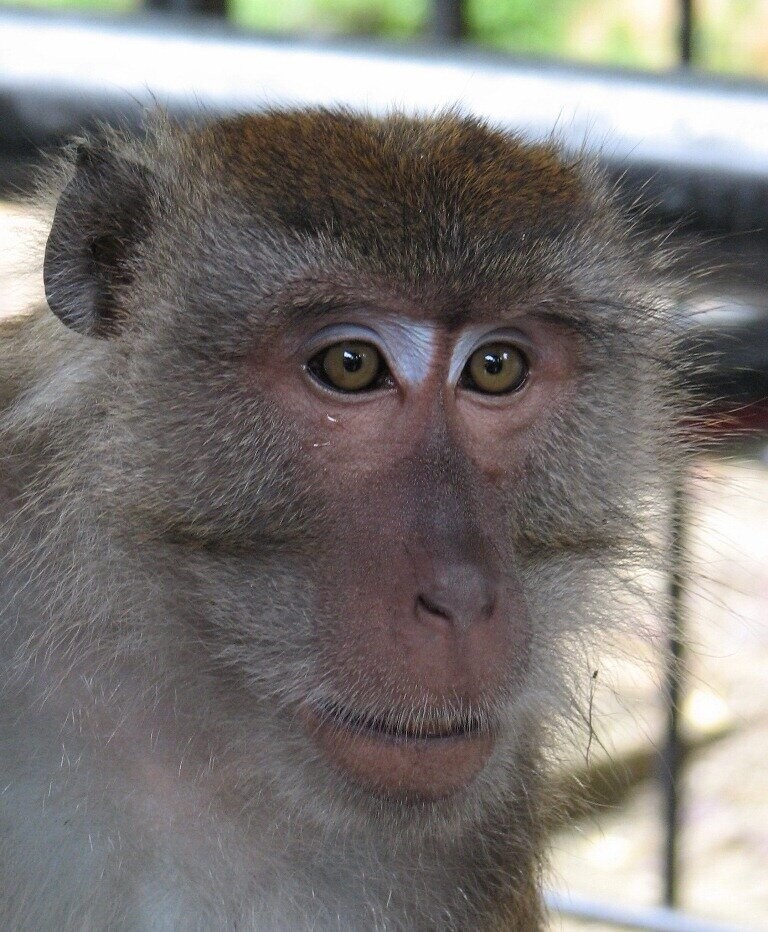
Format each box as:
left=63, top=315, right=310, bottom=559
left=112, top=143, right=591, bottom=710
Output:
left=307, top=340, right=390, bottom=393
left=460, top=342, right=529, bottom=395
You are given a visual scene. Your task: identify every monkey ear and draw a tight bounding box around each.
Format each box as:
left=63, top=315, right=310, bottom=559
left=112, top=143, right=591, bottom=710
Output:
left=43, top=141, right=154, bottom=338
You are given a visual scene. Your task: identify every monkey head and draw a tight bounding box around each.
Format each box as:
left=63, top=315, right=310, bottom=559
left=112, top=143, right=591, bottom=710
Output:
left=38, top=111, right=677, bottom=835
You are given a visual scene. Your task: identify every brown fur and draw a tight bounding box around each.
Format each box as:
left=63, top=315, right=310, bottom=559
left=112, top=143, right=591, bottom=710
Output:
left=0, top=110, right=685, bottom=930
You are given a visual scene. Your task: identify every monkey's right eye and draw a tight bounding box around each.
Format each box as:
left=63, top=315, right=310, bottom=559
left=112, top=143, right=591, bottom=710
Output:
left=307, top=341, right=389, bottom=393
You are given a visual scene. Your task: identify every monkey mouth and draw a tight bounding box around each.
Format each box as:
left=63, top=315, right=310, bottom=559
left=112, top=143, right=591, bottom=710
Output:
left=313, top=700, right=485, bottom=742
left=302, top=699, right=495, bottom=800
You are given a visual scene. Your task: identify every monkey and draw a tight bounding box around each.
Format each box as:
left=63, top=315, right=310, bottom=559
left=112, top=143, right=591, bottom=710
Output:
left=0, top=109, right=684, bottom=930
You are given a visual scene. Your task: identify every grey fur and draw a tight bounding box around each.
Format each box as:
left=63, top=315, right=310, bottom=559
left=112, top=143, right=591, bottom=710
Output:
left=0, top=110, right=688, bottom=931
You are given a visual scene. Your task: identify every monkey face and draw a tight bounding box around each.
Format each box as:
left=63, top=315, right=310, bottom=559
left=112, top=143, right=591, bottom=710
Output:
left=242, top=305, right=578, bottom=801
left=38, top=110, right=676, bottom=830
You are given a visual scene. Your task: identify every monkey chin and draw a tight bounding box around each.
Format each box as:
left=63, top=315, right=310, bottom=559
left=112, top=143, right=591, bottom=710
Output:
left=301, top=703, right=495, bottom=802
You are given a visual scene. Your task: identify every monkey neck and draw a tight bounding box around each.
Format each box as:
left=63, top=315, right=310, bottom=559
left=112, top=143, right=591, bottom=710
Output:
left=6, top=633, right=546, bottom=930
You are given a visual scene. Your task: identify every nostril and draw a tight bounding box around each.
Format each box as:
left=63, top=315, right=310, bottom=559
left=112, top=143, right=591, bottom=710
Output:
left=414, top=566, right=498, bottom=633
left=481, top=592, right=496, bottom=620
left=416, top=593, right=452, bottom=622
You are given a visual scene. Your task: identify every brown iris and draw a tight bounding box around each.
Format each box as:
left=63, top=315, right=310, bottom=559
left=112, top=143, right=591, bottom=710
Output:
left=463, top=343, right=528, bottom=395
left=308, top=341, right=385, bottom=393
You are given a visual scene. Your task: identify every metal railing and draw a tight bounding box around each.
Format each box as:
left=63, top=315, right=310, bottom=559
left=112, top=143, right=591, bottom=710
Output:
left=546, top=892, right=745, bottom=932
left=4, top=7, right=768, bottom=235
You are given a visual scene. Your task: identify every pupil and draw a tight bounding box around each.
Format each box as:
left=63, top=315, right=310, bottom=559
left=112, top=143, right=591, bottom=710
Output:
left=343, top=349, right=363, bottom=373
left=484, top=352, right=504, bottom=376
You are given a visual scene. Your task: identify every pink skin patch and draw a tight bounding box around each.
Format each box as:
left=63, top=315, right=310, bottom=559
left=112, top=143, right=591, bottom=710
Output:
left=245, top=304, right=577, bottom=798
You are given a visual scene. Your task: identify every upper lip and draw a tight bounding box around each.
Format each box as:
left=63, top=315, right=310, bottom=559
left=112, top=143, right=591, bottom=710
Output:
left=312, top=699, right=487, bottom=742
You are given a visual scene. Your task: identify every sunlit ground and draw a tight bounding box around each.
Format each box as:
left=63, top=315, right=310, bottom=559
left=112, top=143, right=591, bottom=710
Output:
left=2, top=203, right=767, bottom=929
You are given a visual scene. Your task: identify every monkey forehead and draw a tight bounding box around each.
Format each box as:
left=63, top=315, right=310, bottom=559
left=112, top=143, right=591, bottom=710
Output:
left=256, top=272, right=580, bottom=344
left=193, top=110, right=589, bottom=243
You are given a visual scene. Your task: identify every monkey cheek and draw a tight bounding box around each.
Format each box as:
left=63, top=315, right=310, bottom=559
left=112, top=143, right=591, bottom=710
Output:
left=300, top=705, right=495, bottom=801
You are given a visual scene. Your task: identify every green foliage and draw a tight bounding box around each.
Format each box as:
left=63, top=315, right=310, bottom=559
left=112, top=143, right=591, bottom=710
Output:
left=229, top=0, right=428, bottom=36
left=227, top=0, right=582, bottom=47
left=599, top=18, right=651, bottom=67
left=467, top=0, right=582, bottom=55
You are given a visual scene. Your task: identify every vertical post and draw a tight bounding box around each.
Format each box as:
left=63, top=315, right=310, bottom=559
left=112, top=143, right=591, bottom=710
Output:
left=680, top=0, right=694, bottom=66
left=661, top=478, right=687, bottom=907
left=430, top=0, right=466, bottom=43
left=146, top=0, right=227, bottom=16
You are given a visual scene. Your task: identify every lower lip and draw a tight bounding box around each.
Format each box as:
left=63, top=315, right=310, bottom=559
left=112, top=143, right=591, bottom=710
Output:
left=301, top=705, right=495, bottom=801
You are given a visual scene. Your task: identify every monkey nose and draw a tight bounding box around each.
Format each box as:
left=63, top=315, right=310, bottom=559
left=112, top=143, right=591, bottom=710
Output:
left=414, top=565, right=497, bottom=634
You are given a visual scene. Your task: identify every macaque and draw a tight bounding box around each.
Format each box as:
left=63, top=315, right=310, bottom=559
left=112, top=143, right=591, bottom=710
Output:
left=0, top=110, right=683, bottom=930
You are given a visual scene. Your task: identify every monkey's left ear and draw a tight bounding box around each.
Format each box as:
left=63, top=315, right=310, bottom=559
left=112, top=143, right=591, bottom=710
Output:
left=44, top=141, right=154, bottom=338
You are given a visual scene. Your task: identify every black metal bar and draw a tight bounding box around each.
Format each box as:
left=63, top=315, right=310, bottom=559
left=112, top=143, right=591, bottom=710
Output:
left=680, top=0, right=694, bottom=67
left=146, top=0, right=227, bottom=15
left=661, top=480, right=687, bottom=907
left=430, top=0, right=466, bottom=42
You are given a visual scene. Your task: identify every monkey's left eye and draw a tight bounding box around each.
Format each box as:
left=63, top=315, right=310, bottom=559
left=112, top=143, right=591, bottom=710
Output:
left=460, top=343, right=529, bottom=395
left=307, top=341, right=390, bottom=393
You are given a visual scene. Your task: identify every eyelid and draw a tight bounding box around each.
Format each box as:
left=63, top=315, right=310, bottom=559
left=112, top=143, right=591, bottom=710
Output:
left=302, top=324, right=383, bottom=357
left=302, top=321, right=437, bottom=387
left=448, top=328, right=535, bottom=386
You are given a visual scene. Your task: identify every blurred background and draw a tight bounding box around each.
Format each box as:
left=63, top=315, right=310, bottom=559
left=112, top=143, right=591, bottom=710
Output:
left=1, top=1, right=768, bottom=929
left=3, top=0, right=768, bottom=76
